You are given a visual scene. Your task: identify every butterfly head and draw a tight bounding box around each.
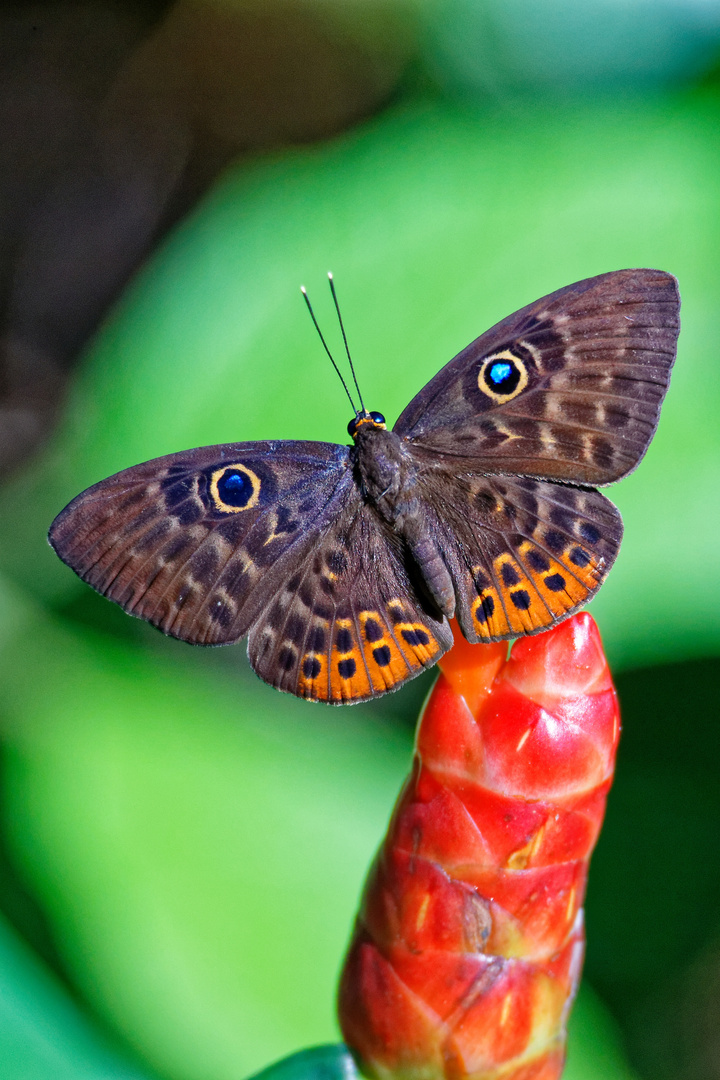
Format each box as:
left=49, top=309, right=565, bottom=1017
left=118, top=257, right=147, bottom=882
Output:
left=347, top=411, right=386, bottom=440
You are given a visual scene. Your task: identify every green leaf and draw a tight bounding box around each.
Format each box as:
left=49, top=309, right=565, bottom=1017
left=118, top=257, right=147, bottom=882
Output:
left=0, top=575, right=412, bottom=1078
left=0, top=911, right=155, bottom=1079
left=245, top=1044, right=359, bottom=1080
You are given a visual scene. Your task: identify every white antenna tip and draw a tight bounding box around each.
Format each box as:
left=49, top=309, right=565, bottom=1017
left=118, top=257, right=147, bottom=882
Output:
left=327, top=271, right=334, bottom=280
left=300, top=285, right=307, bottom=294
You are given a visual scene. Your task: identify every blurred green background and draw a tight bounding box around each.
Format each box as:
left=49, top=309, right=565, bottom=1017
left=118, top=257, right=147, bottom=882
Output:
left=1, top=2, right=719, bottom=1078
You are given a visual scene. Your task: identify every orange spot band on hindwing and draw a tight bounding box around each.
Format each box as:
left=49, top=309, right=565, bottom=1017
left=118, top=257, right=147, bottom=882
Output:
left=298, top=649, right=329, bottom=700
left=329, top=618, right=372, bottom=702
left=493, top=553, right=549, bottom=635
left=516, top=539, right=603, bottom=622
left=385, top=600, right=443, bottom=668
left=358, top=610, right=414, bottom=693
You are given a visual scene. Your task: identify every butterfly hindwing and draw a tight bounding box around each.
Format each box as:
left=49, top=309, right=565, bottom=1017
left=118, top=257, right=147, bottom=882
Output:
left=412, top=470, right=623, bottom=643
left=395, top=269, right=679, bottom=486
left=49, top=441, right=354, bottom=646
left=247, top=501, right=453, bottom=703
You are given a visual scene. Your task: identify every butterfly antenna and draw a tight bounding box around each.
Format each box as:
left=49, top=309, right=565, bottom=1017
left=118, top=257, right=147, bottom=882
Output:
left=328, top=272, right=366, bottom=413
left=300, top=286, right=358, bottom=414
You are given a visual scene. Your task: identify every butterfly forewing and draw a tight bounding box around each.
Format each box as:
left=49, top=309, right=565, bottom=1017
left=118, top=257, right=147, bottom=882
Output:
left=395, top=269, right=679, bottom=486
left=247, top=501, right=453, bottom=703
left=49, top=442, right=352, bottom=645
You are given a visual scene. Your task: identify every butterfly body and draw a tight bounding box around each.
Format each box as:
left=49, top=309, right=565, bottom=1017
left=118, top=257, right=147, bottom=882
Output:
left=49, top=269, right=680, bottom=703
left=352, top=419, right=456, bottom=617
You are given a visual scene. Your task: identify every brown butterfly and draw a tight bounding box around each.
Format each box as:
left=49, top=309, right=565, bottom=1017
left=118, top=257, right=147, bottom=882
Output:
left=49, top=269, right=679, bottom=704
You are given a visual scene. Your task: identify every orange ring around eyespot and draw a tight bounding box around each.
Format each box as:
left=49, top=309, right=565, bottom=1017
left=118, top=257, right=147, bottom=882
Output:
left=478, top=350, right=529, bottom=403
left=209, top=463, right=261, bottom=513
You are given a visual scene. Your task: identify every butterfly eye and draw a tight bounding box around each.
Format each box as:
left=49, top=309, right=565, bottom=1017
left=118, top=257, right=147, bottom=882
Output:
left=479, top=351, right=528, bottom=402
left=347, top=411, right=386, bottom=438
left=209, top=464, right=261, bottom=512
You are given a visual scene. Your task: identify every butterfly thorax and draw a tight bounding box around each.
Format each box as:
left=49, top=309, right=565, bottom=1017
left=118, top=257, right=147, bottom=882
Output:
left=352, top=421, right=456, bottom=618
left=352, top=423, right=417, bottom=524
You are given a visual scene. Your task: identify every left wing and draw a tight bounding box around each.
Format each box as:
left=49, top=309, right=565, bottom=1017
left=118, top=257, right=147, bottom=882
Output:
left=49, top=441, right=353, bottom=646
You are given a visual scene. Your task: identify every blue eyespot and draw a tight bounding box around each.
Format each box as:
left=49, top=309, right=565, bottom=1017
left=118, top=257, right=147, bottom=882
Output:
left=489, top=362, right=512, bottom=385
left=481, top=355, right=524, bottom=397
left=217, top=468, right=254, bottom=507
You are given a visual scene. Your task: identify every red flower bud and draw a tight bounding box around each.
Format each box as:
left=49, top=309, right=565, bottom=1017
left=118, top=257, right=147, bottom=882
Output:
left=338, top=613, right=619, bottom=1080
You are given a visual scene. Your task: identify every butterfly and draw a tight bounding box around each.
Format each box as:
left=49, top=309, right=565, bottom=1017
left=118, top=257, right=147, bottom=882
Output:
left=49, top=269, right=679, bottom=704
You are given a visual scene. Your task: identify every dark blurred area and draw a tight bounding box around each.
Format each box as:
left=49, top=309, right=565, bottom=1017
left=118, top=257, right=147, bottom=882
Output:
left=588, top=656, right=720, bottom=1080
left=0, top=0, right=411, bottom=474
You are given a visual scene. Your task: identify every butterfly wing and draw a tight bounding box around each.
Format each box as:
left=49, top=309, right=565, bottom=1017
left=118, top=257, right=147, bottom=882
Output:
left=395, top=269, right=679, bottom=486
left=412, top=470, right=622, bottom=642
left=49, top=439, right=452, bottom=702
left=247, top=498, right=453, bottom=703
left=49, top=441, right=357, bottom=646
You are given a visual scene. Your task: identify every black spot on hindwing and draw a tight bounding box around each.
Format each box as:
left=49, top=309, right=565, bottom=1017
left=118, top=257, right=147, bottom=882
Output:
left=303, top=656, right=322, bottom=678
left=510, top=589, right=532, bottom=610
left=544, top=573, right=566, bottom=592
left=500, top=562, right=521, bottom=587
left=372, top=645, right=392, bottom=666
left=278, top=646, right=297, bottom=671
left=307, top=626, right=326, bottom=651
left=338, top=657, right=356, bottom=679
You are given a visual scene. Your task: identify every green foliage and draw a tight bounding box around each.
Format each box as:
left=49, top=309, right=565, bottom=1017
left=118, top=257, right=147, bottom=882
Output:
left=0, top=910, right=155, bottom=1079
left=0, top=575, right=412, bottom=1077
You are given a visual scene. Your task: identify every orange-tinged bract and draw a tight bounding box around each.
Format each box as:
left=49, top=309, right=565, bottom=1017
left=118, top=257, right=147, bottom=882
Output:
left=338, top=613, right=619, bottom=1080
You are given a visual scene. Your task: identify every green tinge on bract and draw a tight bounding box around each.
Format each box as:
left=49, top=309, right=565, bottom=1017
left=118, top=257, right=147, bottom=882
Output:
left=242, top=982, right=640, bottom=1080
left=1, top=91, right=719, bottom=668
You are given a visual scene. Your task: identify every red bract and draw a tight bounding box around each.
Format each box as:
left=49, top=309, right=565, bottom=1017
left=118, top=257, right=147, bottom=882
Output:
left=338, top=613, right=619, bottom=1080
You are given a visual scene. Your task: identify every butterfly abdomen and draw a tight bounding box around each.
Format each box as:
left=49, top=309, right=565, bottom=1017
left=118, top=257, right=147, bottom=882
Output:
left=403, top=525, right=456, bottom=618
